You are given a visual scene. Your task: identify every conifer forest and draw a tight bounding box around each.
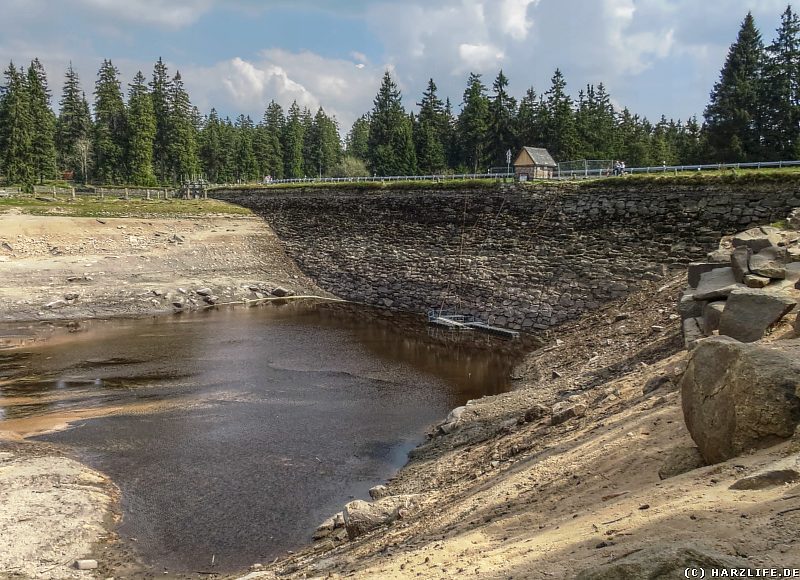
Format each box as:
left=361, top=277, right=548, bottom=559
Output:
left=1, top=7, right=799, bottom=186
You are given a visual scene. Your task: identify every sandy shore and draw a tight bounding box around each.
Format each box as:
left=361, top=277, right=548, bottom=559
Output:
left=0, top=443, right=117, bottom=579
left=0, top=209, right=327, bottom=330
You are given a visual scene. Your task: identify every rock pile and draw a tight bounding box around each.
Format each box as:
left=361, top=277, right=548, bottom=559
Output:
left=679, top=225, right=799, bottom=348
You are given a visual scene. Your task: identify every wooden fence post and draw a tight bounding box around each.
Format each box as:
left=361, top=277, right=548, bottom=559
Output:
left=71, top=187, right=76, bottom=200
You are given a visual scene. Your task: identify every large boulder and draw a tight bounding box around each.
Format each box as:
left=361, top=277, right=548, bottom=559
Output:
left=343, top=495, right=421, bottom=540
left=680, top=336, right=800, bottom=464
left=717, top=288, right=796, bottom=342
left=575, top=545, right=752, bottom=579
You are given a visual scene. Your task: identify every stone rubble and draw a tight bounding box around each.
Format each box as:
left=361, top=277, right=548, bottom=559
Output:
left=680, top=224, right=799, bottom=347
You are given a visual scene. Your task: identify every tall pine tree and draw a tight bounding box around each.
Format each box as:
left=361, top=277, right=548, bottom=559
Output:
left=487, top=70, right=517, bottom=167
left=55, top=64, right=92, bottom=181
left=762, top=5, right=800, bottom=159
left=0, top=62, right=34, bottom=186
left=368, top=71, right=417, bottom=176
left=542, top=69, right=578, bottom=162
left=283, top=101, right=305, bottom=178
left=150, top=58, right=172, bottom=182
left=26, top=59, right=57, bottom=184
left=126, top=71, right=157, bottom=186
left=457, top=73, right=490, bottom=172
left=256, top=100, right=285, bottom=179
left=93, top=60, right=127, bottom=183
left=704, top=12, right=765, bottom=162
left=166, top=71, right=199, bottom=182
left=345, top=114, right=370, bottom=161
left=414, top=79, right=446, bottom=174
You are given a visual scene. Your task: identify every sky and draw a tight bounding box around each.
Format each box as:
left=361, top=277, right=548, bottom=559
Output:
left=0, top=0, right=792, bottom=132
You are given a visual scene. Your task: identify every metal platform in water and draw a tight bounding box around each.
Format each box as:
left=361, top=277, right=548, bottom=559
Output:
left=427, top=310, right=519, bottom=339
left=463, top=321, right=520, bottom=339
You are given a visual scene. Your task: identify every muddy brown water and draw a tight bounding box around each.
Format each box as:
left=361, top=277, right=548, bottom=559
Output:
left=0, top=302, right=533, bottom=574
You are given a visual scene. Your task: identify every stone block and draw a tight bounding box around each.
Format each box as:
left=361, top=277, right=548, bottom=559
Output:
left=687, top=262, right=729, bottom=289
left=730, top=246, right=751, bottom=283
left=718, top=288, right=796, bottom=342
left=683, top=317, right=705, bottom=350
left=749, top=246, right=788, bottom=280
left=702, top=301, right=725, bottom=334
left=693, top=268, right=742, bottom=301
left=679, top=292, right=704, bottom=321
left=732, top=226, right=781, bottom=252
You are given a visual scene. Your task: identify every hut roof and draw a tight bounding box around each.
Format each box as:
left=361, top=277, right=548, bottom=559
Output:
left=515, top=147, right=557, bottom=168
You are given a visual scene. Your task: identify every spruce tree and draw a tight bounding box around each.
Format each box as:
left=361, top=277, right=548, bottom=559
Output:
left=704, top=12, right=765, bottom=162
left=93, top=59, right=127, bottom=183
left=575, top=83, right=615, bottom=159
left=0, top=62, right=34, bottom=187
left=442, top=98, right=459, bottom=170
left=368, top=71, right=417, bottom=176
left=283, top=101, right=305, bottom=178
left=487, top=70, right=518, bottom=167
left=26, top=59, right=57, bottom=184
left=457, top=73, right=490, bottom=172
left=55, top=64, right=92, bottom=181
left=301, top=107, right=316, bottom=177
left=166, top=71, right=199, bottom=183
left=306, top=107, right=342, bottom=177
left=126, top=71, right=157, bottom=186
left=199, top=108, right=224, bottom=182
left=762, top=5, right=800, bottom=159
left=257, top=100, right=285, bottom=180
left=345, top=114, right=370, bottom=161
left=150, top=57, right=172, bottom=182
left=415, top=79, right=446, bottom=174
left=516, top=87, right=543, bottom=149
left=233, top=114, right=257, bottom=182
left=542, top=69, right=578, bottom=162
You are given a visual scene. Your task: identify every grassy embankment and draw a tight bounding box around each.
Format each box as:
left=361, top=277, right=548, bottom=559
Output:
left=209, top=166, right=800, bottom=193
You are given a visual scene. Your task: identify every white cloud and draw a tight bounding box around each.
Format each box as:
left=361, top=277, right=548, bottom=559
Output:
left=497, top=0, right=539, bottom=41
left=75, top=0, right=213, bottom=27
left=181, top=50, right=383, bottom=129
left=458, top=44, right=505, bottom=72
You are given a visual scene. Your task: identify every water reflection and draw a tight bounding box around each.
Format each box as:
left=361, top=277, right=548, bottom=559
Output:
left=0, top=302, right=535, bottom=573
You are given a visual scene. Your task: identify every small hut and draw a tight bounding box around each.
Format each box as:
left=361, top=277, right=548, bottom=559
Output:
left=513, top=147, right=557, bottom=181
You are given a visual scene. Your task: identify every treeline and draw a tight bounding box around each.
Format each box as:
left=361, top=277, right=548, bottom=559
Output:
left=0, top=56, right=345, bottom=187
left=0, top=6, right=798, bottom=187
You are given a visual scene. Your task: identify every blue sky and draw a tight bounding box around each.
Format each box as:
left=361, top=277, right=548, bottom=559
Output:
left=0, top=1, right=791, bottom=131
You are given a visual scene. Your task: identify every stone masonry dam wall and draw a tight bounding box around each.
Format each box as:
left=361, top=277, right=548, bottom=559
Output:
left=212, top=182, right=799, bottom=331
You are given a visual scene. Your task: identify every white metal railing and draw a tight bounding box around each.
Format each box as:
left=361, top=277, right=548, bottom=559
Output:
left=255, top=172, right=514, bottom=185
left=556, top=159, right=800, bottom=179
